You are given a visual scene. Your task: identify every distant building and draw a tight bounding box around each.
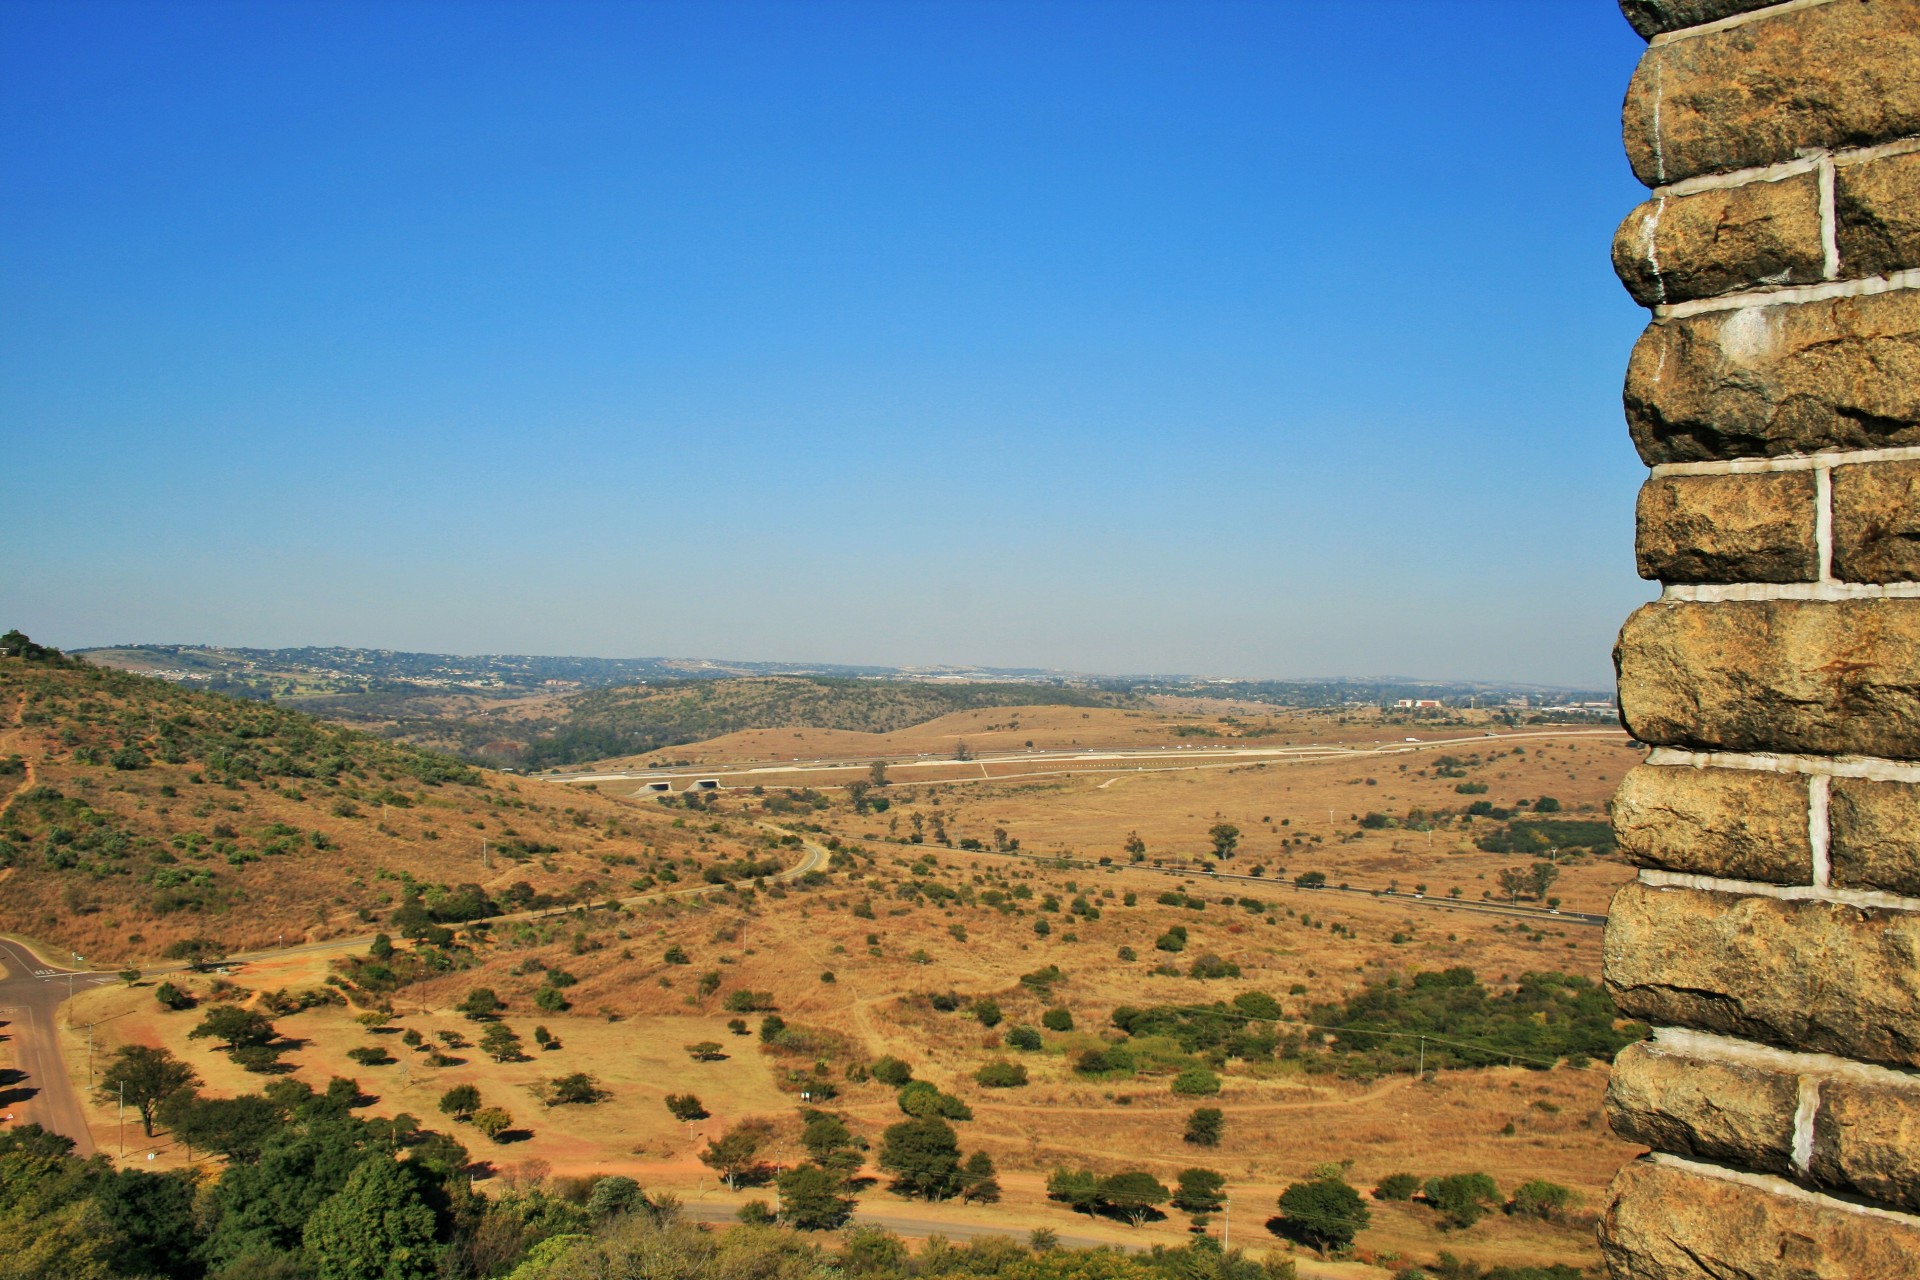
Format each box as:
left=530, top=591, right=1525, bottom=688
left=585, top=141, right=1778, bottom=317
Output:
left=1392, top=698, right=1443, bottom=709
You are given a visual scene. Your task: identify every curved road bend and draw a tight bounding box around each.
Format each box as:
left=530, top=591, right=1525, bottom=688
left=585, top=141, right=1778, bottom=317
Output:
left=0, top=936, right=114, bottom=1154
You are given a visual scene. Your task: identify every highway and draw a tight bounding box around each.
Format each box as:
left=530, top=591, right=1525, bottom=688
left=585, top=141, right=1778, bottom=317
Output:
left=0, top=936, right=115, bottom=1154
left=542, top=727, right=1628, bottom=790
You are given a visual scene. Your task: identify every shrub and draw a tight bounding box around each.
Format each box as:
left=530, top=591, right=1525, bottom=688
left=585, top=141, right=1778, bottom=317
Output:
left=153, top=982, right=195, bottom=1011
left=345, top=1045, right=392, bottom=1066
left=870, top=1056, right=914, bottom=1086
left=1041, top=1007, right=1074, bottom=1032
left=1004, top=1026, right=1043, bottom=1051
left=1425, top=1172, right=1500, bottom=1228
left=1183, top=1107, right=1223, bottom=1147
left=972, top=999, right=1002, bottom=1028
left=471, top=1106, right=514, bottom=1140
left=1171, top=1066, right=1221, bottom=1096
left=1374, top=1172, right=1421, bottom=1201
left=665, top=1093, right=709, bottom=1121
left=974, top=1060, right=1028, bottom=1088
left=1507, top=1178, right=1576, bottom=1221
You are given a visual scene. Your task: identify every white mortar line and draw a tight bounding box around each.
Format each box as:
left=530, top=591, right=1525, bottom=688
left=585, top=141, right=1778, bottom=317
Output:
left=1650, top=1026, right=1920, bottom=1087
left=1652, top=445, right=1920, bottom=478
left=1656, top=267, right=1920, bottom=318
left=1817, top=153, right=1840, bottom=280
left=1808, top=774, right=1832, bottom=887
left=1645, top=746, right=1920, bottom=783
left=1648, top=1152, right=1920, bottom=1226
left=1792, top=1076, right=1821, bottom=1174
left=1815, top=465, right=1835, bottom=581
left=1649, top=0, right=1840, bottom=47
left=1636, top=867, right=1920, bottom=912
left=1650, top=135, right=1920, bottom=198
left=1641, top=197, right=1669, bottom=306
left=1662, top=582, right=1920, bottom=602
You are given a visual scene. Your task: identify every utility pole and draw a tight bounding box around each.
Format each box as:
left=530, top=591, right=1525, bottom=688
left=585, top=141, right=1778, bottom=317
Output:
left=87, top=1024, right=94, bottom=1085
left=1417, top=1036, right=1425, bottom=1079
left=118, top=1083, right=125, bottom=1157
left=1223, top=1195, right=1230, bottom=1251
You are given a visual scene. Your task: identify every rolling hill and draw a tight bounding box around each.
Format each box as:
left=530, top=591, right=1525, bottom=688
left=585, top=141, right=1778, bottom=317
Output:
left=0, top=635, right=771, bottom=963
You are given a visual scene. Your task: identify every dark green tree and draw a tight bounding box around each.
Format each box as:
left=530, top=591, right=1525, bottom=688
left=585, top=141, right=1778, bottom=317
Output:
left=302, top=1156, right=443, bottom=1280
left=777, top=1163, right=855, bottom=1230
left=959, top=1151, right=1001, bottom=1204
left=1275, top=1176, right=1369, bottom=1252
left=877, top=1117, right=962, bottom=1200
left=1184, top=1107, right=1224, bottom=1147
left=1172, top=1168, right=1227, bottom=1217
left=97, top=1045, right=199, bottom=1137
left=187, top=1005, right=277, bottom=1051
left=1099, top=1171, right=1169, bottom=1226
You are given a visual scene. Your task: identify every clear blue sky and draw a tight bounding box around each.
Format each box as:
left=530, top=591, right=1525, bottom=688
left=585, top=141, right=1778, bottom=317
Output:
left=1, top=1, right=1652, bottom=685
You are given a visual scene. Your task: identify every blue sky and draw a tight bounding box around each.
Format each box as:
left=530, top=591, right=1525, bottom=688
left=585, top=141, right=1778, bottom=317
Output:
left=1, top=1, right=1652, bottom=685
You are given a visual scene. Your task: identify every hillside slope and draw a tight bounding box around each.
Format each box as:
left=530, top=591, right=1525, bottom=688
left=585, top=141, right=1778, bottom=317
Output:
left=0, top=637, right=769, bottom=963
left=514, top=676, right=1133, bottom=769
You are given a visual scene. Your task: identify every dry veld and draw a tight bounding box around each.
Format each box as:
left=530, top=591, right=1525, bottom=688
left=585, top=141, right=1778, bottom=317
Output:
left=51, top=701, right=1646, bottom=1276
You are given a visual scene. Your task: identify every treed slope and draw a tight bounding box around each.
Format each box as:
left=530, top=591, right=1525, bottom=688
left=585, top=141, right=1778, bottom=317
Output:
left=0, top=643, right=768, bottom=963
left=518, top=677, right=1132, bottom=769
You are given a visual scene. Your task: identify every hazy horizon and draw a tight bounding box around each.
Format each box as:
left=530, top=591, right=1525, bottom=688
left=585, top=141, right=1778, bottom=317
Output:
left=3, top=2, right=1652, bottom=686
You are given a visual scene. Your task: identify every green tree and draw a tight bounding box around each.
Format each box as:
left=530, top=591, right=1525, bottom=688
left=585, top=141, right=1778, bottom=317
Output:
left=1275, top=1176, right=1369, bottom=1252
left=699, top=1127, right=763, bottom=1189
left=1172, top=1168, right=1226, bottom=1217
left=586, top=1174, right=644, bottom=1218
left=541, top=1073, right=603, bottom=1106
left=959, top=1151, right=1001, bottom=1203
left=869, top=760, right=890, bottom=787
left=533, top=985, right=570, bottom=1013
left=666, top=1093, right=709, bottom=1121
left=1183, top=1107, right=1224, bottom=1147
left=878, top=1117, right=962, bottom=1200
left=471, top=1107, right=514, bottom=1141
left=777, top=1163, right=855, bottom=1230
left=187, top=1005, right=277, bottom=1051
left=97, top=1045, right=198, bottom=1137
left=1208, top=823, right=1241, bottom=859
left=302, top=1156, right=442, bottom=1280
left=456, top=987, right=505, bottom=1021
left=1373, top=1172, right=1420, bottom=1201
left=1099, top=1171, right=1169, bottom=1225
left=479, top=1022, right=526, bottom=1063
left=437, top=1085, right=480, bottom=1121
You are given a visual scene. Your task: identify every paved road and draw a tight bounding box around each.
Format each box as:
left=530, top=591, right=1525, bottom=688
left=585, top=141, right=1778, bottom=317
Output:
left=0, top=936, right=114, bottom=1153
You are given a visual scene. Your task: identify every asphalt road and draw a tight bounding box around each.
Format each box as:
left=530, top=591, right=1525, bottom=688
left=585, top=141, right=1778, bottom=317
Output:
left=0, top=936, right=114, bottom=1154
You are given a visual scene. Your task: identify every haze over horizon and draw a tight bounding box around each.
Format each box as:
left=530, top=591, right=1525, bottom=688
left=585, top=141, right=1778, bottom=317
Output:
left=3, top=1, right=1652, bottom=686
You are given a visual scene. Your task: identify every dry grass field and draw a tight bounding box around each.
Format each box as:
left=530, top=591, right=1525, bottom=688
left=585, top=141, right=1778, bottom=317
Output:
left=20, top=672, right=1644, bottom=1276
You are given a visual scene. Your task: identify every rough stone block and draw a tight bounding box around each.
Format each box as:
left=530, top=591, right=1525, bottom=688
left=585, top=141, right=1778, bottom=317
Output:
left=1836, top=148, right=1920, bottom=280
left=1618, top=1, right=1788, bottom=41
left=1599, top=1157, right=1920, bottom=1279
left=1616, top=599, right=1920, bottom=760
left=1612, top=764, right=1811, bottom=883
left=1613, top=173, right=1823, bottom=307
left=1635, top=471, right=1817, bottom=583
left=1604, top=882, right=1920, bottom=1069
left=1622, top=0, right=1920, bottom=187
left=1624, top=288, right=1920, bottom=465
left=1829, top=777, right=1920, bottom=898
left=1605, top=1040, right=1798, bottom=1173
left=1813, top=1077, right=1920, bottom=1213
left=1831, top=458, right=1920, bottom=584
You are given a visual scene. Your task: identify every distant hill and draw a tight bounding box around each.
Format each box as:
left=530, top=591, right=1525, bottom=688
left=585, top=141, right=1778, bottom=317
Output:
left=0, top=635, right=762, bottom=962
left=514, top=676, right=1136, bottom=770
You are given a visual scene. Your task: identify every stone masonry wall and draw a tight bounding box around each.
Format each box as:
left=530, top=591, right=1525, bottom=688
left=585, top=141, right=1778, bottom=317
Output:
left=1600, top=2, right=1920, bottom=1277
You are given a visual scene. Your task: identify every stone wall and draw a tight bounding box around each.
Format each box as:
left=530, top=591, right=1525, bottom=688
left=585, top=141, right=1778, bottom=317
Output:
left=1601, top=2, right=1920, bottom=1276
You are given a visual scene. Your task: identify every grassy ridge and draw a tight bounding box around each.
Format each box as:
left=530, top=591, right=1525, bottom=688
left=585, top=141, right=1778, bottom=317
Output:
left=518, top=676, right=1132, bottom=769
